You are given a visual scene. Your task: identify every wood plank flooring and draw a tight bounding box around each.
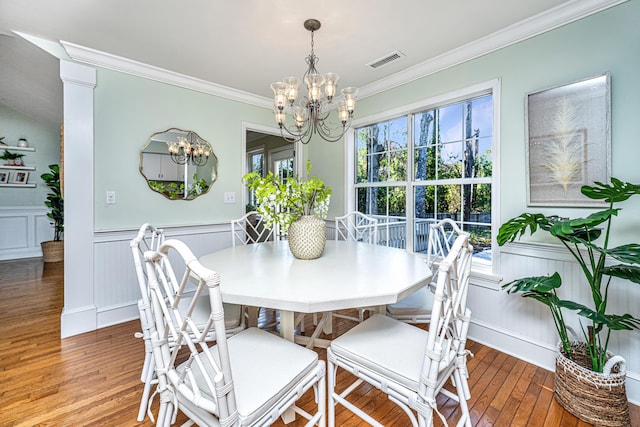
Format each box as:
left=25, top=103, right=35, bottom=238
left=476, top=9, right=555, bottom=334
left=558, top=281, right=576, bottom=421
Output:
left=1, top=257, right=638, bottom=426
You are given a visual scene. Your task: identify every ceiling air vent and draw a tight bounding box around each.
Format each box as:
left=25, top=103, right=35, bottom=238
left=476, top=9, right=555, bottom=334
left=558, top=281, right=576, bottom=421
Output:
left=366, top=51, right=405, bottom=70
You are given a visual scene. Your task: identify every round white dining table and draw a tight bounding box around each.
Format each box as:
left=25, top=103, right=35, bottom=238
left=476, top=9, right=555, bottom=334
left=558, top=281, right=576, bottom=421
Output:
left=199, top=239, right=432, bottom=347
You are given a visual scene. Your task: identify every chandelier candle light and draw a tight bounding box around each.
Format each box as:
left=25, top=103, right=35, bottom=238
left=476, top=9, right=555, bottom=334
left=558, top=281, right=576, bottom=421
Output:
left=271, top=19, right=358, bottom=144
left=166, top=131, right=212, bottom=166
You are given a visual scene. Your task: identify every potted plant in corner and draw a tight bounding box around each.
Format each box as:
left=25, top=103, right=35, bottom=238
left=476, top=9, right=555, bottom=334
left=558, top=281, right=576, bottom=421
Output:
left=243, top=160, right=332, bottom=259
left=497, top=178, right=640, bottom=426
left=41, top=164, right=64, bottom=262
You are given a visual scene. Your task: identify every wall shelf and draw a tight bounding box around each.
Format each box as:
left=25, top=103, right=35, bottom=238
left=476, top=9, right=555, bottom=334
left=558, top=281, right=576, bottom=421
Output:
left=0, top=183, right=37, bottom=188
left=0, top=145, right=35, bottom=152
left=0, top=165, right=36, bottom=171
left=0, top=146, right=37, bottom=187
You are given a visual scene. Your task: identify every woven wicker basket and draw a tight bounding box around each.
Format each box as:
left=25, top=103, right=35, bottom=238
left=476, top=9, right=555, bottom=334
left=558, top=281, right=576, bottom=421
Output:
left=554, top=342, right=630, bottom=427
left=41, top=240, right=64, bottom=263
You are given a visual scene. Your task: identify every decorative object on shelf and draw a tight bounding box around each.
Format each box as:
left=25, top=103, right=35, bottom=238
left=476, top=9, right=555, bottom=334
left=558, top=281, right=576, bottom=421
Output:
left=40, top=164, right=64, bottom=262
left=497, top=177, right=639, bottom=426
left=0, top=171, right=8, bottom=183
left=243, top=160, right=331, bottom=258
left=526, top=73, right=610, bottom=207
left=0, top=136, right=6, bottom=146
left=0, top=150, right=26, bottom=166
left=140, top=128, right=217, bottom=201
left=167, top=130, right=212, bottom=166
left=270, top=19, right=358, bottom=144
left=17, top=138, right=29, bottom=148
left=12, top=171, right=29, bottom=184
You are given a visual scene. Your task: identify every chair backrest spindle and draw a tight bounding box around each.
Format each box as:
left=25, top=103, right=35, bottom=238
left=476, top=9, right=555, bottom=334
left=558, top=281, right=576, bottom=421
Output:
left=231, top=211, right=277, bottom=246
left=335, top=211, right=378, bottom=244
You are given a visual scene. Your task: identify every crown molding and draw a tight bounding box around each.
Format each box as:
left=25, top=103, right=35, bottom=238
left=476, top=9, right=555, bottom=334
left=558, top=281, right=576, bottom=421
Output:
left=358, top=0, right=628, bottom=99
left=59, top=0, right=627, bottom=106
left=60, top=40, right=272, bottom=109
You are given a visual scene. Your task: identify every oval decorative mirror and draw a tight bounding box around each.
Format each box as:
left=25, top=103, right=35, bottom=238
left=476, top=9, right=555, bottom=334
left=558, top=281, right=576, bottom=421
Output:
left=140, top=128, right=218, bottom=200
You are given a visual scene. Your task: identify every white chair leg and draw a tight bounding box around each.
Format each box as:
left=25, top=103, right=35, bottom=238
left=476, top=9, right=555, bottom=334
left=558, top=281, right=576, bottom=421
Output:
left=327, top=357, right=336, bottom=427
left=137, top=355, right=156, bottom=421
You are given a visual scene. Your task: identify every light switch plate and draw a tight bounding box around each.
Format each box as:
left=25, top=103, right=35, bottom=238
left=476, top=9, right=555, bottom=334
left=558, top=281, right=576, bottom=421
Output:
left=106, top=191, right=116, bottom=204
left=224, top=192, right=236, bottom=204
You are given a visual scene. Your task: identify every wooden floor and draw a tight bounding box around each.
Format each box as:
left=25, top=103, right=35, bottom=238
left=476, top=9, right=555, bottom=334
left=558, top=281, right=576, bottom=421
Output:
left=1, top=258, right=638, bottom=427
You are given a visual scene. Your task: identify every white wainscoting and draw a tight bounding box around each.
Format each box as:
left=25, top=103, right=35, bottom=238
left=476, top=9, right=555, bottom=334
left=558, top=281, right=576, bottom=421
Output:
left=0, top=206, right=54, bottom=260
left=93, top=223, right=232, bottom=329
left=468, top=241, right=640, bottom=405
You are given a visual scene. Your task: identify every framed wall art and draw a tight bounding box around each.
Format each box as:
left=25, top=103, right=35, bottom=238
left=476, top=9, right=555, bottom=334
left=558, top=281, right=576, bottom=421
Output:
left=525, top=73, right=611, bottom=206
left=0, top=171, right=8, bottom=184
left=12, top=170, right=29, bottom=184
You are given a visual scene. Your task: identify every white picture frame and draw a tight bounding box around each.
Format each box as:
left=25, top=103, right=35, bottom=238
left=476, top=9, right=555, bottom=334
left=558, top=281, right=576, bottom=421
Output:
left=525, top=73, right=611, bottom=207
left=12, top=170, right=29, bottom=184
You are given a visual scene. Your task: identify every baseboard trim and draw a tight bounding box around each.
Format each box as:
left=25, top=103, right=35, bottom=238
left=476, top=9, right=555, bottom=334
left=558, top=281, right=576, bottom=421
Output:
left=97, top=302, right=139, bottom=329
left=60, top=305, right=98, bottom=338
left=0, top=248, right=42, bottom=261
left=469, top=318, right=639, bottom=405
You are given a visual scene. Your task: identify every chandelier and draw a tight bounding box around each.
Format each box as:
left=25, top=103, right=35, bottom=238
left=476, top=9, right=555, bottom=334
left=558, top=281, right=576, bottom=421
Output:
left=271, top=19, right=358, bottom=144
left=166, top=131, right=212, bottom=166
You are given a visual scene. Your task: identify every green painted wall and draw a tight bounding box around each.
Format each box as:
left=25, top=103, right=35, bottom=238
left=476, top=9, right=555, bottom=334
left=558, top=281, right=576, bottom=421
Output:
left=311, top=1, right=640, bottom=242
left=89, top=1, right=640, bottom=234
left=93, top=69, right=274, bottom=230
left=0, top=105, right=60, bottom=206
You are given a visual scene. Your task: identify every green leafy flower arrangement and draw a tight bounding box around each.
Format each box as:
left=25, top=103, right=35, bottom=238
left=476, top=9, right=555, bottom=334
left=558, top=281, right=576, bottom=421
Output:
left=243, top=160, right=331, bottom=233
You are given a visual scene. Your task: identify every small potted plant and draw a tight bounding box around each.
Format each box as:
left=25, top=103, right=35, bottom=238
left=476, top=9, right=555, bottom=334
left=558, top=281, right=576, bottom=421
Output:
left=1, top=150, right=26, bottom=166
left=497, top=178, right=640, bottom=425
left=40, top=164, right=64, bottom=262
left=243, top=160, right=331, bottom=259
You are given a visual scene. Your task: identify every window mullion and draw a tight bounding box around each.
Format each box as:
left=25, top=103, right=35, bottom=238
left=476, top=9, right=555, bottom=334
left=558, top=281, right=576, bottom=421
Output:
left=406, top=113, right=415, bottom=253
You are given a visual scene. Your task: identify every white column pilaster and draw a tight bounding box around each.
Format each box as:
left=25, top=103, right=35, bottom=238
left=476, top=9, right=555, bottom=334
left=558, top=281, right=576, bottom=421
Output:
left=59, top=60, right=97, bottom=338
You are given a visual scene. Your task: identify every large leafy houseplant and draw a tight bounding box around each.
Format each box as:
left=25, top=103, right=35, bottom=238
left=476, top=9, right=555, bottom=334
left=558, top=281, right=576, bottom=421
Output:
left=497, top=178, right=640, bottom=372
left=243, top=160, right=331, bottom=233
left=41, top=164, right=64, bottom=241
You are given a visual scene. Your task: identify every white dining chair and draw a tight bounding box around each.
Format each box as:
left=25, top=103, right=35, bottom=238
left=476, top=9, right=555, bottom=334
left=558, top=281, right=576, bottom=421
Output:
left=334, top=211, right=378, bottom=244
left=387, top=218, right=467, bottom=324
left=145, top=239, right=326, bottom=427
left=130, top=223, right=245, bottom=423
left=230, top=211, right=282, bottom=329
left=330, top=211, right=379, bottom=324
left=230, top=211, right=278, bottom=247
left=327, top=233, right=473, bottom=427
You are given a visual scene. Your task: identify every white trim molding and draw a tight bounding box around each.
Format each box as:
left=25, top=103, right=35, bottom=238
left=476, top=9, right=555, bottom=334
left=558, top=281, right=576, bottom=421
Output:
left=357, top=0, right=629, bottom=99
left=0, top=206, right=52, bottom=260
left=60, top=59, right=97, bottom=338
left=51, top=1, right=626, bottom=108
left=61, top=41, right=272, bottom=109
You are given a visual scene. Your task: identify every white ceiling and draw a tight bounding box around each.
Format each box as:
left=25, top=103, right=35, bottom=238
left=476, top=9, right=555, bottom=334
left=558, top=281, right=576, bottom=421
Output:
left=0, top=0, right=625, bottom=127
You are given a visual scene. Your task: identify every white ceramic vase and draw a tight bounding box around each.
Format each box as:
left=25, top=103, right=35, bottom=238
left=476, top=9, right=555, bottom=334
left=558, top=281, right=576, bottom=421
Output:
left=287, top=215, right=326, bottom=260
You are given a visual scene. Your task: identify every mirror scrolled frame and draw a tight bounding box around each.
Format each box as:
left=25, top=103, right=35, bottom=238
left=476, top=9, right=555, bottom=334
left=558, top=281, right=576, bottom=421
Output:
left=140, top=128, right=218, bottom=200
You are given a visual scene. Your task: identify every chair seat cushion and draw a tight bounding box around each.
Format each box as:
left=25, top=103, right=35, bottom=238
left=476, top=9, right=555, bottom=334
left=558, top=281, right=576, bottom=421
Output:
left=176, top=327, right=319, bottom=425
left=330, top=314, right=454, bottom=392
left=386, top=286, right=433, bottom=315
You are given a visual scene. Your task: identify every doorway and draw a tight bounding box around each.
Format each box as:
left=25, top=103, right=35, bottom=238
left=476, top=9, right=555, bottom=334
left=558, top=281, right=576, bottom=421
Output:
left=244, top=128, right=296, bottom=209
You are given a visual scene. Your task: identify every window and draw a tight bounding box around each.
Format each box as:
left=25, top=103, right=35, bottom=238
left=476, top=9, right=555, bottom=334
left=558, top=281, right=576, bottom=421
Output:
left=247, top=148, right=264, bottom=208
left=352, top=81, right=499, bottom=270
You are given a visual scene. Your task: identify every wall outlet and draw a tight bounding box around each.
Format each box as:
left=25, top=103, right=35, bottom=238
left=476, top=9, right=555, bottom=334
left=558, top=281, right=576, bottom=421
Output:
left=224, top=192, right=236, bottom=204
left=106, top=191, right=116, bottom=204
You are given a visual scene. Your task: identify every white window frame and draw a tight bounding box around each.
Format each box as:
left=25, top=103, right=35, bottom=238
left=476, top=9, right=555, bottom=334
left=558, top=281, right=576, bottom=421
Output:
left=345, top=79, right=502, bottom=281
